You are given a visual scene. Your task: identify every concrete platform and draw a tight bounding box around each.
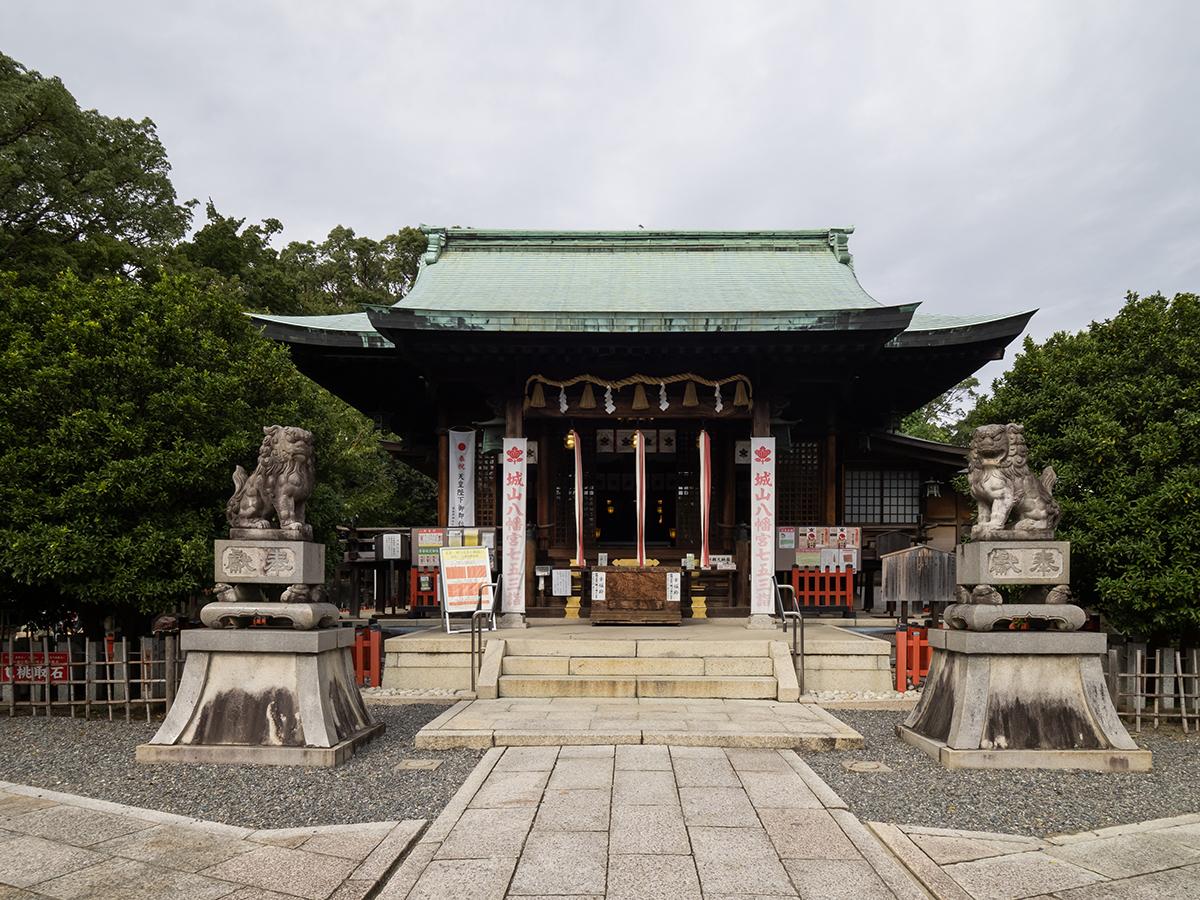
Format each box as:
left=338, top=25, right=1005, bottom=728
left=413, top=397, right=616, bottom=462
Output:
left=413, top=697, right=864, bottom=750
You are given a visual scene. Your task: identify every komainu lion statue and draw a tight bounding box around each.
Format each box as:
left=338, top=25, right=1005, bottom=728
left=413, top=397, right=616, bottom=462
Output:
left=968, top=423, right=1061, bottom=538
left=226, top=425, right=315, bottom=540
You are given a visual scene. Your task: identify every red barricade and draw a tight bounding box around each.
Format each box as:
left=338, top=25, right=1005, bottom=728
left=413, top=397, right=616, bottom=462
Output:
left=409, top=567, right=440, bottom=613
left=790, top=566, right=855, bottom=615
left=895, top=625, right=933, bottom=692
left=353, top=626, right=383, bottom=687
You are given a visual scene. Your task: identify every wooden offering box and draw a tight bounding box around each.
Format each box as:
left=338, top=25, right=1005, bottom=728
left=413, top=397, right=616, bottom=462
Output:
left=590, top=566, right=682, bottom=625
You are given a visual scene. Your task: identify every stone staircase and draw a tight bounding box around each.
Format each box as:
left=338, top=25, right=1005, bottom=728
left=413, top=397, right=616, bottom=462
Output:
left=482, top=638, right=798, bottom=701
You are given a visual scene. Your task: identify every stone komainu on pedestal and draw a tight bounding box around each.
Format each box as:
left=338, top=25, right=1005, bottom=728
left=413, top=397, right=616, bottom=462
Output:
left=896, top=423, right=1149, bottom=772
left=137, top=425, right=382, bottom=767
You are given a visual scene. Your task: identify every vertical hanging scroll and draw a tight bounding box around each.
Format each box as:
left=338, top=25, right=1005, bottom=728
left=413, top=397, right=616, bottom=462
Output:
left=501, top=439, right=527, bottom=613
left=571, top=429, right=585, bottom=567
left=699, top=429, right=712, bottom=568
left=750, top=436, right=775, bottom=614
left=635, top=429, right=647, bottom=566
left=448, top=429, right=476, bottom=527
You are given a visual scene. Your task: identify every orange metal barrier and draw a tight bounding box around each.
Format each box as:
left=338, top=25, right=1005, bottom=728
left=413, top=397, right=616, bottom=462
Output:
left=895, top=624, right=933, bottom=692
left=409, top=567, right=440, bottom=614
left=790, top=566, right=855, bottom=616
left=353, top=625, right=383, bottom=688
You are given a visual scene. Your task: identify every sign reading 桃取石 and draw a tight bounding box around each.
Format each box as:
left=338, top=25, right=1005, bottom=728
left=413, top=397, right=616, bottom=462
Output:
left=1, top=652, right=69, bottom=684
left=437, top=546, right=493, bottom=614
left=750, top=437, right=776, bottom=615
left=448, top=430, right=476, bottom=527
left=591, top=570, right=607, bottom=602
left=501, top=439, right=527, bottom=614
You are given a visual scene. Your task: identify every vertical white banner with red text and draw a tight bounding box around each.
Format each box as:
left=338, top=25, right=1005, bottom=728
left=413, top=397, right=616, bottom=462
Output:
left=749, top=436, right=776, bottom=614
left=448, top=429, right=476, bottom=527
left=501, top=439, right=527, bottom=613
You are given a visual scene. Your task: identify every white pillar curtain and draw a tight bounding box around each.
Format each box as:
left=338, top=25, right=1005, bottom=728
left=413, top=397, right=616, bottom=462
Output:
left=699, top=429, right=712, bottom=568
left=634, top=429, right=647, bottom=565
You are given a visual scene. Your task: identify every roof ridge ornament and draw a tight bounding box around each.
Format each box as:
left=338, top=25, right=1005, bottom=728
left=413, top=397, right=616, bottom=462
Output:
left=828, top=229, right=853, bottom=269
left=421, top=229, right=446, bottom=265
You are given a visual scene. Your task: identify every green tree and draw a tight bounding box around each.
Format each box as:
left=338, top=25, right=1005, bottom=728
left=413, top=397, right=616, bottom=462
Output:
left=900, top=377, right=980, bottom=444
left=0, top=271, right=433, bottom=628
left=173, top=205, right=427, bottom=315
left=0, top=52, right=192, bottom=283
left=965, top=293, right=1200, bottom=642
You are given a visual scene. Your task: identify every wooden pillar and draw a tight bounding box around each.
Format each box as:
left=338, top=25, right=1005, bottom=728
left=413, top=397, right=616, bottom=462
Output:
left=721, top=430, right=736, bottom=552
left=505, top=395, right=524, bottom=439
left=436, top=430, right=448, bottom=527
left=824, top=431, right=838, bottom=523
left=751, top=393, right=770, bottom=438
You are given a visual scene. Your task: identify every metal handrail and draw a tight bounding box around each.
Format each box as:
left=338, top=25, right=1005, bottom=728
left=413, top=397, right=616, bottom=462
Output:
left=775, top=581, right=806, bottom=696
left=469, top=579, right=499, bottom=692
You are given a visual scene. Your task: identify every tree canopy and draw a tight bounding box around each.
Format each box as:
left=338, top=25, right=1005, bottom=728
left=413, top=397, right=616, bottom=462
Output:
left=0, top=272, right=433, bottom=624
left=899, top=377, right=980, bottom=445
left=965, top=293, right=1200, bottom=642
left=0, top=52, right=192, bottom=283
left=172, top=203, right=426, bottom=315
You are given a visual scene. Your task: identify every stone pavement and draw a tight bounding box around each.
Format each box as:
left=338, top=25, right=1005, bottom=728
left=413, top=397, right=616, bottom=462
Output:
left=0, top=780, right=423, bottom=899
left=871, top=816, right=1200, bottom=899
left=415, top=698, right=864, bottom=750
left=380, top=743, right=927, bottom=899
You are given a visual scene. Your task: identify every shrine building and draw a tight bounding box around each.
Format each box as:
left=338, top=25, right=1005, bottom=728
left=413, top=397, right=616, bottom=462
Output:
left=253, top=228, right=1030, bottom=625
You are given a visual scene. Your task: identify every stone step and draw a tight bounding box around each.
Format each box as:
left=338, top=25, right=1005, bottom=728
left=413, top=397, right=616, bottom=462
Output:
left=498, top=675, right=637, bottom=698
left=496, top=674, right=778, bottom=699
left=636, top=676, right=777, bottom=699
left=500, top=655, right=774, bottom=677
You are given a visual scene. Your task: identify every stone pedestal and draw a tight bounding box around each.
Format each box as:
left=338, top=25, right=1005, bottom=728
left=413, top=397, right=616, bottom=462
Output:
left=897, top=630, right=1149, bottom=772
left=137, top=628, right=382, bottom=767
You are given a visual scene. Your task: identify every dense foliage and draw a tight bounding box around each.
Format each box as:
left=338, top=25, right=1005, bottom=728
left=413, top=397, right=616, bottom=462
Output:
left=0, top=274, right=433, bottom=622
left=899, top=377, right=980, bottom=445
left=966, top=293, right=1200, bottom=642
left=172, top=203, right=427, bottom=315
left=0, top=52, right=434, bottom=628
left=0, top=53, right=192, bottom=283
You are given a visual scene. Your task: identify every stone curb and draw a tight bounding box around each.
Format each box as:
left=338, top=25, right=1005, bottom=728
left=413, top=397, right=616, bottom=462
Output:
left=1045, top=812, right=1200, bottom=845
left=830, top=808, right=933, bottom=900
left=778, top=753, right=848, bottom=810
left=869, top=821, right=972, bottom=900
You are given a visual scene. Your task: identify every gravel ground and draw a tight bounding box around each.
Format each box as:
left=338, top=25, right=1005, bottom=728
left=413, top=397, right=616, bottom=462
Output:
left=0, top=704, right=483, bottom=829
left=805, top=709, right=1200, bottom=838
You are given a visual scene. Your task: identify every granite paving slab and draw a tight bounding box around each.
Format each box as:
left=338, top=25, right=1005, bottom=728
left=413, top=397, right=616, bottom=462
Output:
left=382, top=743, right=924, bottom=899
left=0, top=784, right=423, bottom=899
left=415, top=697, right=863, bottom=749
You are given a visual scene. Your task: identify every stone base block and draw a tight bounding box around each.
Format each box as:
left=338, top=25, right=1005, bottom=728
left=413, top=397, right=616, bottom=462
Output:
left=896, top=725, right=1152, bottom=772
left=140, top=627, right=381, bottom=768
left=901, top=630, right=1148, bottom=771
left=200, top=601, right=339, bottom=630
left=137, top=722, right=384, bottom=767
left=957, top=540, right=1070, bottom=585
left=943, top=602, right=1087, bottom=632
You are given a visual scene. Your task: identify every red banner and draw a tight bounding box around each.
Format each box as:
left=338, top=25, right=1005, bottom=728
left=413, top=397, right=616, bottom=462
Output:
left=572, top=429, right=585, bottom=567
left=699, top=429, right=712, bottom=568
left=1, top=652, right=69, bottom=684
left=634, top=429, right=647, bottom=566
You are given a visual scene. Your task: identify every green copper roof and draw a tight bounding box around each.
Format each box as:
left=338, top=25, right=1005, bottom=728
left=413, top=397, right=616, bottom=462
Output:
left=248, top=228, right=1033, bottom=345
left=400, top=228, right=878, bottom=316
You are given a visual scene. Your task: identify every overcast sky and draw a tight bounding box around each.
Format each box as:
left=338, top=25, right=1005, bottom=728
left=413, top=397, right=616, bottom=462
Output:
left=4, top=1, right=1199, bottom=387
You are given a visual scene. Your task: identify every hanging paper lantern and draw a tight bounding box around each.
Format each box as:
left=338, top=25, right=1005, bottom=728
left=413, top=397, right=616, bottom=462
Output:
left=604, top=385, right=616, bottom=414
left=530, top=382, right=546, bottom=408
left=714, top=383, right=724, bottom=413
left=682, top=381, right=699, bottom=407
left=659, top=383, right=669, bottom=411
left=558, top=386, right=568, bottom=413
left=580, top=383, right=597, bottom=409
left=733, top=379, right=750, bottom=407
left=632, top=383, right=649, bottom=410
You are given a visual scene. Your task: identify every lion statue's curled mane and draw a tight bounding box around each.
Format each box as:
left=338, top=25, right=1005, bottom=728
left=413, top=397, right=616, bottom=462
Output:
left=226, top=425, right=315, bottom=539
left=967, top=423, right=1061, bottom=538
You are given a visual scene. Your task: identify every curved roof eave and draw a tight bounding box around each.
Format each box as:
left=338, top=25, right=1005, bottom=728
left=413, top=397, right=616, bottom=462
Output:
left=885, top=311, right=1035, bottom=349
